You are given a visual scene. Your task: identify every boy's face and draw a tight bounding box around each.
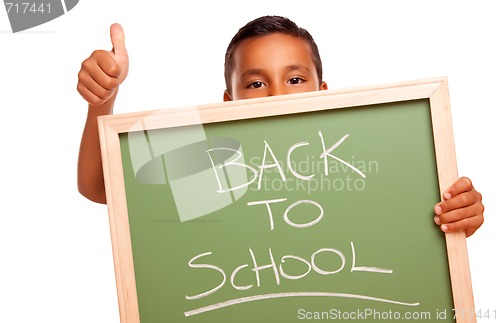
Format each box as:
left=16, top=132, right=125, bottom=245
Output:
left=224, top=33, right=328, bottom=101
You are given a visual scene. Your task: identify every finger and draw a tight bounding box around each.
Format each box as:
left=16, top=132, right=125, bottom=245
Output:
left=89, top=50, right=121, bottom=79
left=442, top=176, right=474, bottom=200
left=81, top=51, right=121, bottom=86
left=85, top=64, right=121, bottom=91
left=84, top=77, right=116, bottom=101
left=77, top=82, right=109, bottom=106
left=78, top=70, right=117, bottom=102
left=434, top=190, right=482, bottom=215
left=439, top=215, right=484, bottom=237
left=110, top=23, right=128, bottom=67
left=434, top=202, right=483, bottom=225
left=81, top=50, right=120, bottom=79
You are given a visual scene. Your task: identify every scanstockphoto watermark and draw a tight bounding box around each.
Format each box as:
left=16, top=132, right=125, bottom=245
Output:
left=3, top=0, right=79, bottom=33
left=297, top=308, right=441, bottom=320
left=249, top=155, right=380, bottom=194
left=297, top=308, right=499, bottom=321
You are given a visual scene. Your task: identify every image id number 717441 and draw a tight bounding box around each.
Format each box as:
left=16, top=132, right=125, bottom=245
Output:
left=5, top=2, right=51, bottom=14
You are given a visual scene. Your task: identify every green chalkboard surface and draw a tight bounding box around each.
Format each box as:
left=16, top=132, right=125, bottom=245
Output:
left=99, top=78, right=474, bottom=323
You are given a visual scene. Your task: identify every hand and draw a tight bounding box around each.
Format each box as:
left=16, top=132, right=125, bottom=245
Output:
left=434, top=177, right=484, bottom=237
left=77, top=23, right=129, bottom=106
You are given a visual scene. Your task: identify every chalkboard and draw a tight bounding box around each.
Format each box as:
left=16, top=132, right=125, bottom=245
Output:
left=98, top=77, right=475, bottom=323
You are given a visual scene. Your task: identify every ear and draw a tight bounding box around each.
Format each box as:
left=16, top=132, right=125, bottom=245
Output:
left=319, top=81, right=328, bottom=91
left=223, top=90, right=232, bottom=101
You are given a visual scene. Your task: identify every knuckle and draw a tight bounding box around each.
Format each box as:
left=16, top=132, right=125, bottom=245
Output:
left=458, top=193, right=469, bottom=205
left=461, top=176, right=473, bottom=189
left=456, top=208, right=467, bottom=220
left=478, top=202, right=485, bottom=214
left=81, top=58, right=93, bottom=71
left=441, top=213, right=453, bottom=224
left=102, top=77, right=118, bottom=90
left=76, top=83, right=84, bottom=94
left=91, top=49, right=105, bottom=57
left=77, top=69, right=87, bottom=82
left=108, top=64, right=120, bottom=77
left=94, top=87, right=110, bottom=99
left=440, top=200, right=449, bottom=212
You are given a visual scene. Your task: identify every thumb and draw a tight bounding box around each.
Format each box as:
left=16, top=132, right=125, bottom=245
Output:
left=110, top=23, right=129, bottom=76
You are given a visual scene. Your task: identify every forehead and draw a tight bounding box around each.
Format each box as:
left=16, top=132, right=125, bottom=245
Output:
left=231, top=33, right=316, bottom=74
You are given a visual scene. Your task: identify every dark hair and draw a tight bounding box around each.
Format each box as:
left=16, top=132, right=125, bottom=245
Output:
left=224, top=15, right=323, bottom=95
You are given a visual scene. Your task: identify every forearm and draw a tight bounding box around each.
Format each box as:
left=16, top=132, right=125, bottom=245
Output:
left=77, top=93, right=117, bottom=204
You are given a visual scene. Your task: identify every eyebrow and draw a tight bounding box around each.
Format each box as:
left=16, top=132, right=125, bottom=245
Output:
left=240, top=69, right=266, bottom=80
left=285, top=65, right=311, bottom=74
left=240, top=65, right=312, bottom=81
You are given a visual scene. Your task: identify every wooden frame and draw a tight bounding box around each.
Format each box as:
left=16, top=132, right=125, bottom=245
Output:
left=98, top=77, right=475, bottom=323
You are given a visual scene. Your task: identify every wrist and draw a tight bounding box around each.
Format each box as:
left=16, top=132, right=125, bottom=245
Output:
left=88, top=89, right=118, bottom=117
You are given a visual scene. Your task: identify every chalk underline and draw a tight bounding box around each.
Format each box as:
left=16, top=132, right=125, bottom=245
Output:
left=184, top=292, right=420, bottom=317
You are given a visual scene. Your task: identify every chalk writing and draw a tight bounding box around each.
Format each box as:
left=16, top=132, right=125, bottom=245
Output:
left=183, top=130, right=414, bottom=317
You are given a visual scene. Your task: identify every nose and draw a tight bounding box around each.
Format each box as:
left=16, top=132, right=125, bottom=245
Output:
left=268, top=83, right=287, bottom=97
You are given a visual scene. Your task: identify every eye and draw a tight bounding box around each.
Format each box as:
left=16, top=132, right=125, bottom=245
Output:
left=288, top=77, right=305, bottom=85
left=247, top=81, right=265, bottom=89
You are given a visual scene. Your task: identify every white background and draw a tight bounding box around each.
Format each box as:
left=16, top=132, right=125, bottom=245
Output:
left=1, top=1, right=498, bottom=322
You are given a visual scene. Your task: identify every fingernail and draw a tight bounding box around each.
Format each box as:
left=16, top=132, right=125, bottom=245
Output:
left=441, top=225, right=448, bottom=232
left=434, top=216, right=441, bottom=225
left=444, top=193, right=452, bottom=200
left=434, top=205, right=442, bottom=215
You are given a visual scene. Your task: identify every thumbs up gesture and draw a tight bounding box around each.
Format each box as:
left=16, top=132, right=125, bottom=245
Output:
left=77, top=23, right=129, bottom=106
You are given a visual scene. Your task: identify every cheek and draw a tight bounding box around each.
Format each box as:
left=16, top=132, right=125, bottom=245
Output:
left=229, top=80, right=248, bottom=100
left=289, top=82, right=321, bottom=94
left=232, top=89, right=265, bottom=100
left=229, top=87, right=250, bottom=100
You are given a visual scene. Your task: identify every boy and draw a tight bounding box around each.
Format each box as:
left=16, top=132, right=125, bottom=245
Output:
left=77, top=16, right=484, bottom=237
